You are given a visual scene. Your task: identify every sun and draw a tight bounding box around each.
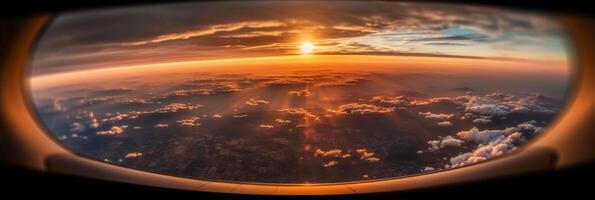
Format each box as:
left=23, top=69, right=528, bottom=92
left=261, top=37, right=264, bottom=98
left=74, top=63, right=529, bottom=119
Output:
left=299, top=42, right=315, bottom=54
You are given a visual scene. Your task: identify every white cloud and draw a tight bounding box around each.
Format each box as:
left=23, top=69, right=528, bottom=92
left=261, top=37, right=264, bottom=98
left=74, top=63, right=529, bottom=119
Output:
left=450, top=132, right=523, bottom=168
left=459, top=93, right=555, bottom=117
left=472, top=117, right=492, bottom=124
left=212, top=113, right=223, bottom=118
left=418, top=112, right=454, bottom=120
left=233, top=114, right=249, bottom=118
left=437, top=121, right=453, bottom=126
left=421, top=166, right=435, bottom=172
left=444, top=121, right=543, bottom=168
left=456, top=127, right=517, bottom=144
left=440, top=136, right=464, bottom=147
left=124, top=152, right=143, bottom=159
left=427, top=136, right=463, bottom=151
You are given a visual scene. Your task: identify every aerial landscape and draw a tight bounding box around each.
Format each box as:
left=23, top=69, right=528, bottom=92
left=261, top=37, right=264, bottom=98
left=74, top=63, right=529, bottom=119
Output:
left=29, top=1, right=570, bottom=183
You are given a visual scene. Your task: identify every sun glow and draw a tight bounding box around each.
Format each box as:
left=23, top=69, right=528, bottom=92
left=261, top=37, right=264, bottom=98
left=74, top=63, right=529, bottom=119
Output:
left=299, top=42, right=315, bottom=54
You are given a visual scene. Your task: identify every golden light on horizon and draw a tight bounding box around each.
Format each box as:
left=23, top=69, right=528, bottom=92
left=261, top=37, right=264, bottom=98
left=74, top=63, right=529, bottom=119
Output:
left=299, top=42, right=315, bottom=54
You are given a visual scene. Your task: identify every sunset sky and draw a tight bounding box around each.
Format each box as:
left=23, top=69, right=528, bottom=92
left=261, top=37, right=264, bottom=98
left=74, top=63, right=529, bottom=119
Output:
left=32, top=1, right=570, bottom=75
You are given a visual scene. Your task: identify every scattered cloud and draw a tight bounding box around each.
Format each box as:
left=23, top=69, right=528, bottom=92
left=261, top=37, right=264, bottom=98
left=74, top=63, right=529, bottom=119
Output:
left=437, top=121, right=453, bottom=127
left=177, top=117, right=200, bottom=126
left=278, top=108, right=320, bottom=122
left=233, top=114, right=249, bottom=118
left=259, top=124, right=275, bottom=128
left=472, top=117, right=492, bottom=124
left=370, top=96, right=406, bottom=105
left=245, top=98, right=270, bottom=106
left=97, top=125, right=128, bottom=135
left=418, top=112, right=454, bottom=120
left=315, top=149, right=344, bottom=158
left=421, top=166, right=436, bottom=172
left=155, top=103, right=203, bottom=113
left=322, top=161, right=339, bottom=168
left=154, top=123, right=169, bottom=128
left=124, top=152, right=143, bottom=159
left=275, top=119, right=291, bottom=123
left=70, top=122, right=85, bottom=133
left=327, top=103, right=395, bottom=115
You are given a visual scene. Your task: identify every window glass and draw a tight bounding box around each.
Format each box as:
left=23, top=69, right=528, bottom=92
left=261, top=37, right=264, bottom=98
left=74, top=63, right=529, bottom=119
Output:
left=29, top=1, right=572, bottom=183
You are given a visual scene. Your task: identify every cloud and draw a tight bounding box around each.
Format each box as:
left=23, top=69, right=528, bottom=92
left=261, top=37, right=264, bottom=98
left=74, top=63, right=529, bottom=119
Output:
left=97, top=125, right=128, bottom=135
left=441, top=121, right=543, bottom=168
left=459, top=93, right=555, bottom=117
left=70, top=122, right=85, bottom=133
left=370, top=96, right=407, bottom=105
left=322, top=161, right=339, bottom=168
left=472, top=117, right=492, bottom=124
left=409, top=97, right=453, bottom=106
left=356, top=148, right=381, bottom=162
left=154, top=123, right=169, bottom=128
left=176, top=117, right=201, bottom=126
left=418, top=112, right=454, bottom=120
left=427, top=136, right=463, bottom=151
left=275, top=119, right=291, bottom=123
left=89, top=119, right=100, bottom=128
left=245, top=98, right=270, bottom=106
left=449, top=131, right=523, bottom=168
left=122, top=21, right=288, bottom=46
left=124, top=152, right=143, bottom=159
left=363, top=157, right=381, bottom=162
left=233, top=114, right=249, bottom=118
left=259, top=124, right=274, bottom=128
left=101, top=111, right=142, bottom=123
left=408, top=34, right=488, bottom=42
left=49, top=99, right=65, bottom=113
left=437, top=121, right=453, bottom=127
left=288, top=89, right=311, bottom=97
left=421, top=166, right=436, bottom=172
left=315, top=149, right=344, bottom=158
left=154, top=103, right=203, bottom=113
left=457, top=127, right=516, bottom=144
left=161, top=83, right=242, bottom=99
left=212, top=113, right=223, bottom=118
left=278, top=108, right=320, bottom=122
left=327, top=103, right=395, bottom=115
left=441, top=136, right=464, bottom=147
left=33, top=1, right=566, bottom=75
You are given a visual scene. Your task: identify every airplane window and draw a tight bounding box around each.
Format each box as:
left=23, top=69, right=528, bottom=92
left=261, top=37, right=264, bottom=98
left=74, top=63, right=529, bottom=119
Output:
left=28, top=1, right=572, bottom=183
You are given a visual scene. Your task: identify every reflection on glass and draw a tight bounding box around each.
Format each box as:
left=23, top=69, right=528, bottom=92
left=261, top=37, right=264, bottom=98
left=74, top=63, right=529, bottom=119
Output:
left=29, top=1, right=571, bottom=183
